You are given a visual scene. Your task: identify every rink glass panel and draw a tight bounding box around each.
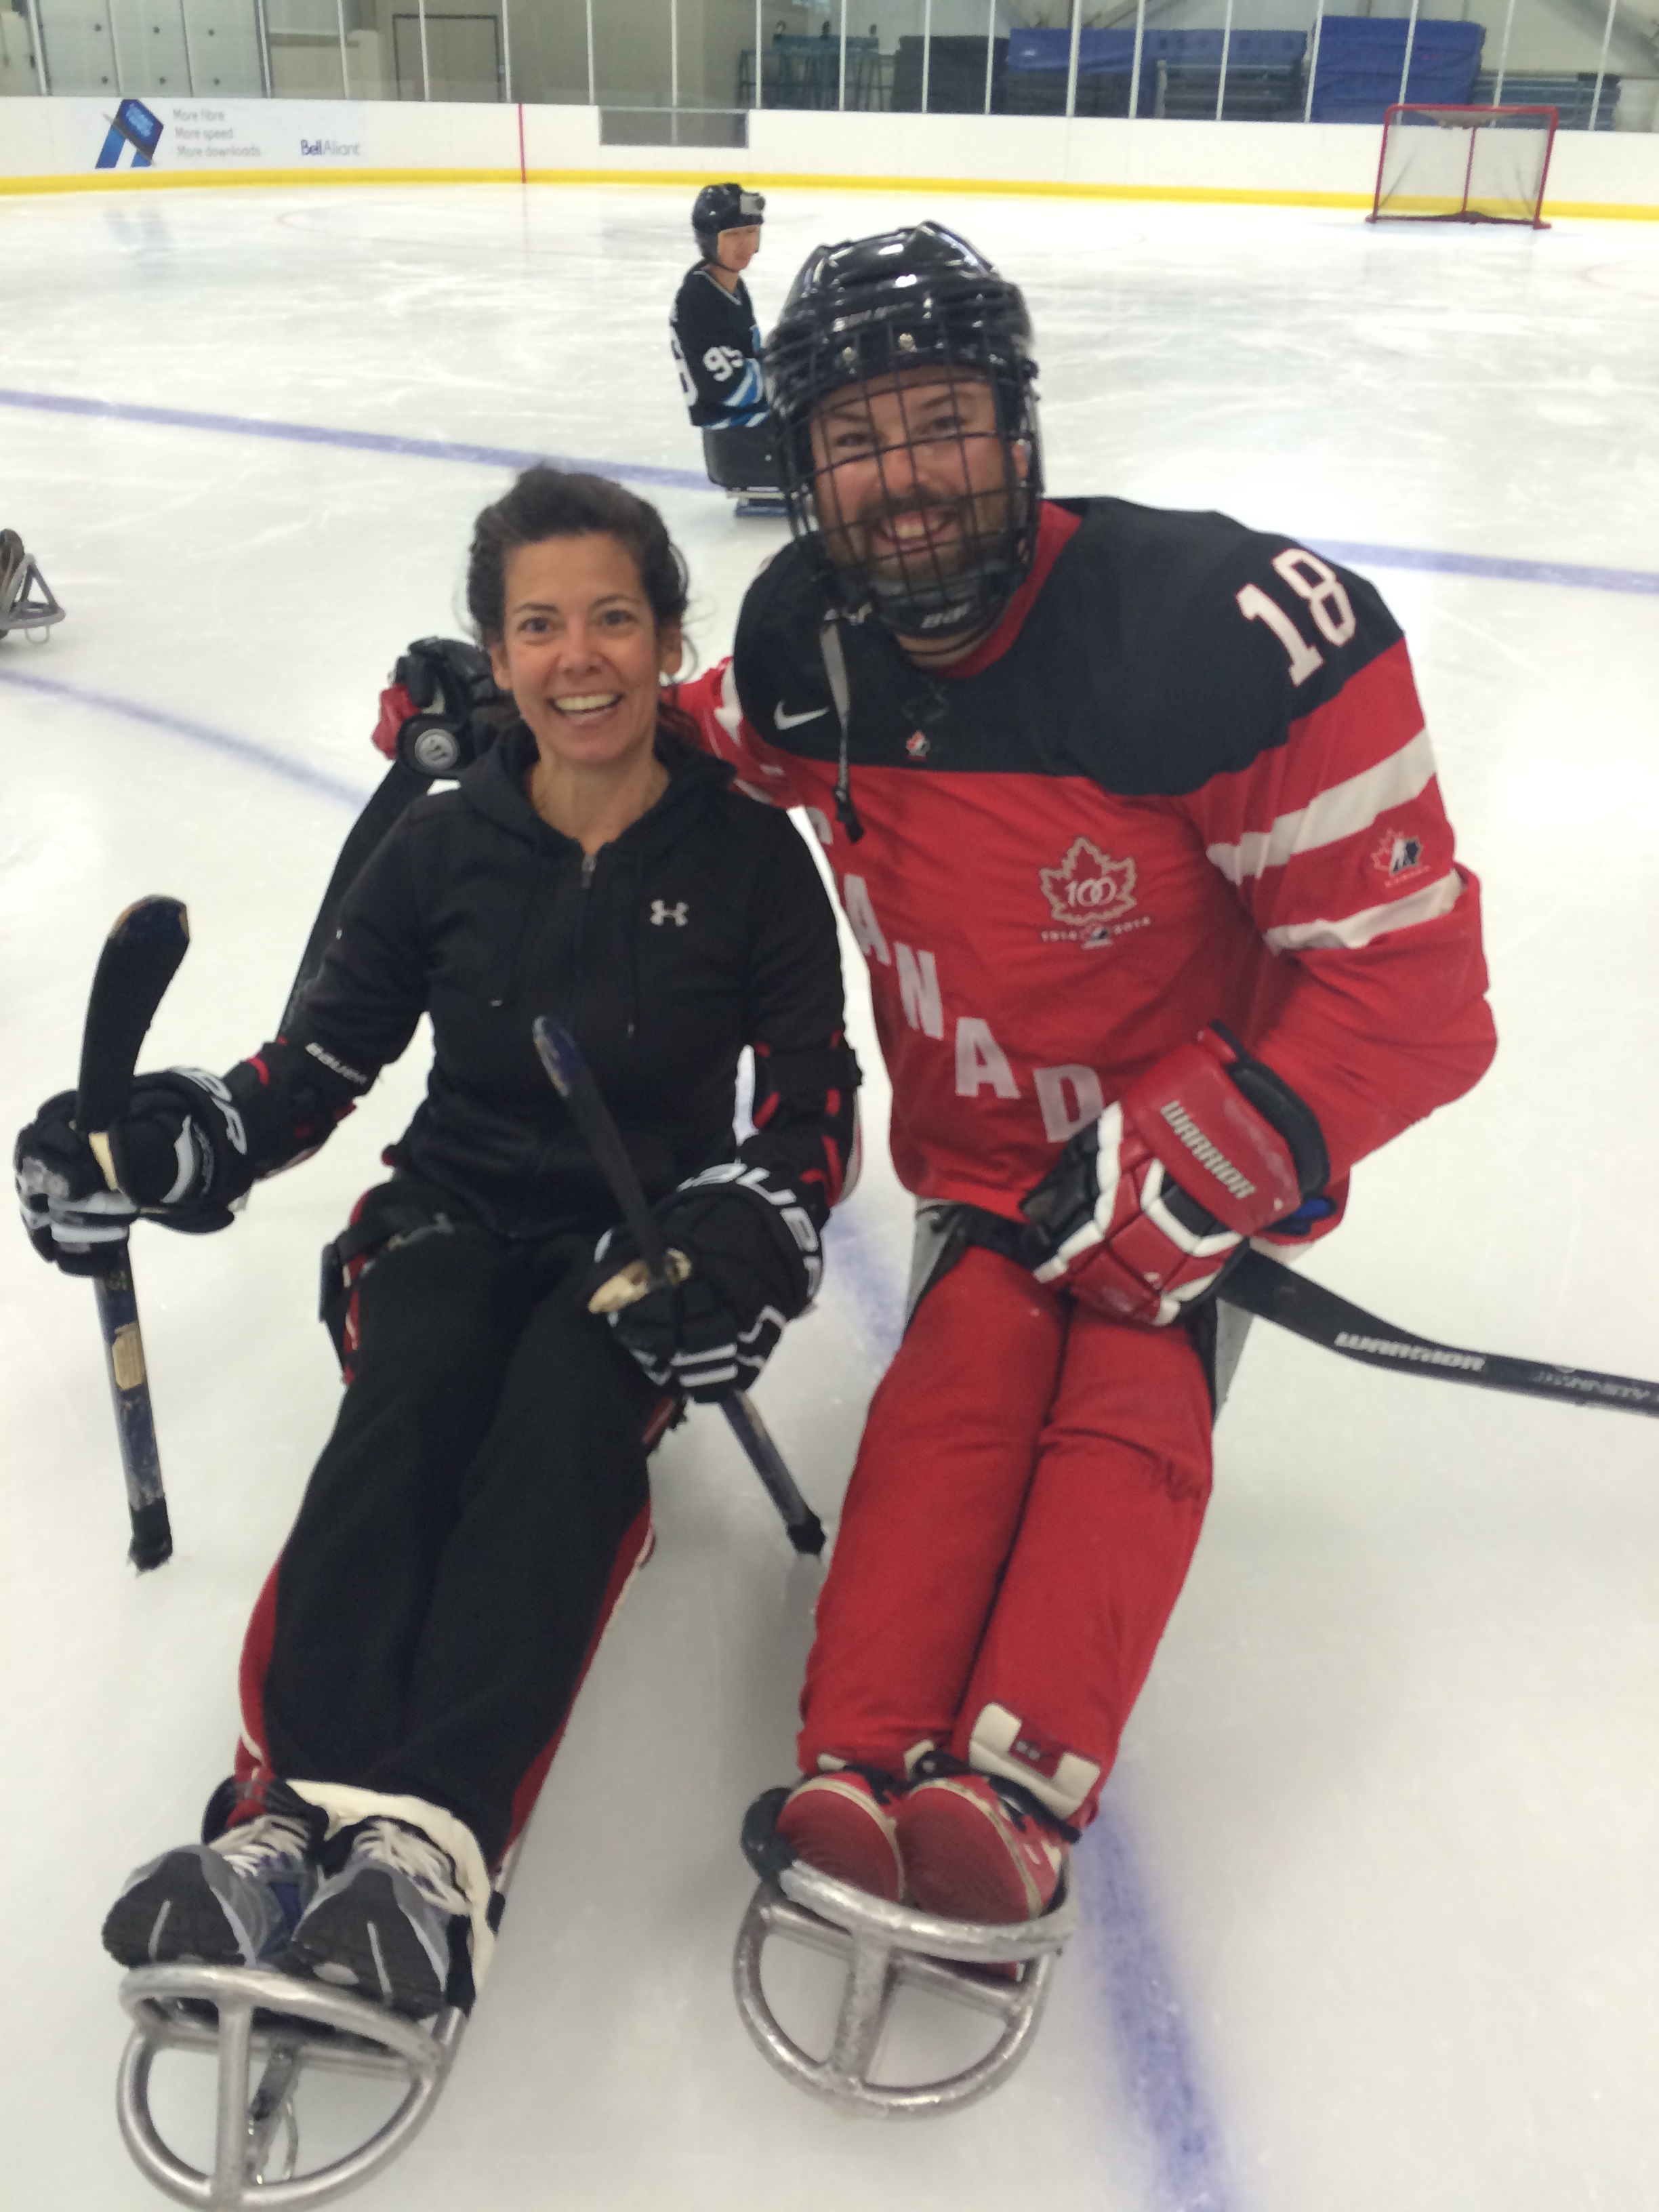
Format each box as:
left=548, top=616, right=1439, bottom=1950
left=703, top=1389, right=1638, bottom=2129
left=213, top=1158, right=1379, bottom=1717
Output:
left=12, top=0, right=1659, bottom=128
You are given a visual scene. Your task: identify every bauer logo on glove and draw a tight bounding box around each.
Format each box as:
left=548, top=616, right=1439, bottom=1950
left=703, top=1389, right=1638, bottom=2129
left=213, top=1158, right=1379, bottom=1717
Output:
left=586, top=1162, right=821, bottom=1402
left=1020, top=1025, right=1330, bottom=1328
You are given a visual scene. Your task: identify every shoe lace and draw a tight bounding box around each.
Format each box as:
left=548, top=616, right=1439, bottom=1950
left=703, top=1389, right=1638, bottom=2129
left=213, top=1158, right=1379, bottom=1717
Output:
left=213, top=1811, right=314, bottom=1875
left=351, top=1818, right=468, bottom=1913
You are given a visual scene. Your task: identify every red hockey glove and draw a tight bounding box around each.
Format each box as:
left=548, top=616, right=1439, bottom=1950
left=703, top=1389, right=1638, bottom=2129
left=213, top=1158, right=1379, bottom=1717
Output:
left=1020, top=1026, right=1329, bottom=1328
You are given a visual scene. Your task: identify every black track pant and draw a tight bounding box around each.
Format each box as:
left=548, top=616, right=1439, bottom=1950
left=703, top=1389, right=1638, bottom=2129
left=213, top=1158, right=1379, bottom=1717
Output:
left=234, top=1182, right=659, bottom=1867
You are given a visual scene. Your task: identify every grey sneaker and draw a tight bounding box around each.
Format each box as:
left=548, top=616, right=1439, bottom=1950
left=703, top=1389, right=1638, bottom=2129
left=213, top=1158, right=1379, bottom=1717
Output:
left=281, top=1817, right=472, bottom=2018
left=102, top=1810, right=319, bottom=1969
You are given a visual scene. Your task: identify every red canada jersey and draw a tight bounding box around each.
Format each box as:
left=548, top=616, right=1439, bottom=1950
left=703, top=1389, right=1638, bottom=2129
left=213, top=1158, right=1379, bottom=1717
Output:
left=672, top=498, right=1496, bottom=1224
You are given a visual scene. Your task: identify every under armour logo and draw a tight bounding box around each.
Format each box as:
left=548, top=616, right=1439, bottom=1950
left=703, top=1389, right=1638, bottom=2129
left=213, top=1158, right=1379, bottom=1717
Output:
left=650, top=900, right=689, bottom=928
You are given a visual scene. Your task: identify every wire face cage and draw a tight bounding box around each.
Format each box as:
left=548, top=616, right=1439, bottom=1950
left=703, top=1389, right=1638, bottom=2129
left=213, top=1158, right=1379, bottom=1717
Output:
left=1370, top=104, right=1559, bottom=230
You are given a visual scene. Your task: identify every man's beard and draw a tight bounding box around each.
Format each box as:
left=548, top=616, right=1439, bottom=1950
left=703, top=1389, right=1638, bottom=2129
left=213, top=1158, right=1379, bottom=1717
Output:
left=822, top=481, right=1011, bottom=594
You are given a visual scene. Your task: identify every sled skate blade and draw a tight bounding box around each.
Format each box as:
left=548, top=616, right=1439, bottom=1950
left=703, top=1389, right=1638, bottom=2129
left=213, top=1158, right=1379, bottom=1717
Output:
left=733, top=1858, right=1078, bottom=2116
left=117, top=1963, right=464, bottom=2207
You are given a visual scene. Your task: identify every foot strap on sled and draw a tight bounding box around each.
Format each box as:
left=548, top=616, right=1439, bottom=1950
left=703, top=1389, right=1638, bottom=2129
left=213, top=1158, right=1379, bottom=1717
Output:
left=732, top=1790, right=1078, bottom=2116
left=117, top=1964, right=465, bottom=2207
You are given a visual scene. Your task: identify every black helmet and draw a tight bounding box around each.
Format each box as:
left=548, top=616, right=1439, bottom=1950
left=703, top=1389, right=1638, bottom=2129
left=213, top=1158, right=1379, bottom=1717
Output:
left=692, top=182, right=766, bottom=262
left=764, top=222, right=1042, bottom=640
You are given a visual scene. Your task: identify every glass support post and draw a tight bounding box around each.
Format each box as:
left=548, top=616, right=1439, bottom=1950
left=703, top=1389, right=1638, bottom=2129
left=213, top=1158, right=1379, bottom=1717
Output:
left=1491, top=0, right=1515, bottom=104
left=1064, top=0, right=1082, bottom=117
left=1128, top=0, right=1146, bottom=117
left=500, top=0, right=512, bottom=100
left=417, top=0, right=431, bottom=99
left=670, top=0, right=679, bottom=139
left=1397, top=0, right=1421, bottom=107
left=335, top=0, right=350, bottom=96
left=586, top=0, right=596, bottom=106
left=983, top=0, right=996, bottom=113
left=1215, top=0, right=1235, bottom=119
left=1303, top=0, right=1324, bottom=121
left=839, top=0, right=847, bottom=109
left=23, top=0, right=48, bottom=93
left=754, top=0, right=762, bottom=109
left=922, top=0, right=933, bottom=113
left=253, top=0, right=272, bottom=95
left=1589, top=0, right=1619, bottom=129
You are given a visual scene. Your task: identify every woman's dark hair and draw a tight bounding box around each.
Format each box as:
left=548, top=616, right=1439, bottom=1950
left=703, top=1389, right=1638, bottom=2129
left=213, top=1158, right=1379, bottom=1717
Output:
left=466, top=467, right=690, bottom=643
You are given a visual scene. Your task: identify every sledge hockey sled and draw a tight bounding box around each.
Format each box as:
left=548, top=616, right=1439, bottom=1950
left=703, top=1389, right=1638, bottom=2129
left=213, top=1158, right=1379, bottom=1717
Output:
left=0, top=527, right=65, bottom=640
left=115, top=1964, right=470, bottom=2208
left=733, top=1788, right=1079, bottom=2116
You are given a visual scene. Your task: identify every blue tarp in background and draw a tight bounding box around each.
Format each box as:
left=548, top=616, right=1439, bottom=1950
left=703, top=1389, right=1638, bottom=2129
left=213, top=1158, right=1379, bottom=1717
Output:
left=1006, top=19, right=1485, bottom=124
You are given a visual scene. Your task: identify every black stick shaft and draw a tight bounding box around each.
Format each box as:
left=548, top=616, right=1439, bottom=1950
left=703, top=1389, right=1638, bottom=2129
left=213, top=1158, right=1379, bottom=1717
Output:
left=75, top=895, right=190, bottom=1569
left=1225, top=1250, right=1659, bottom=1418
left=531, top=1015, right=825, bottom=1552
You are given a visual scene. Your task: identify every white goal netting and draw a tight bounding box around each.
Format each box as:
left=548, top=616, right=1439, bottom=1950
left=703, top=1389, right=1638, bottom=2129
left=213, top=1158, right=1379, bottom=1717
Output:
left=1370, top=104, right=1558, bottom=228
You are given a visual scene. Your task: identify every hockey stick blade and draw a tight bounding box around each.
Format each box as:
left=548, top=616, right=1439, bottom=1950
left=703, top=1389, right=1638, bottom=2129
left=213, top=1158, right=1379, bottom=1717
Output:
left=75, top=895, right=190, bottom=1570
left=1225, top=1250, right=1659, bottom=1418
left=530, top=1012, right=824, bottom=1549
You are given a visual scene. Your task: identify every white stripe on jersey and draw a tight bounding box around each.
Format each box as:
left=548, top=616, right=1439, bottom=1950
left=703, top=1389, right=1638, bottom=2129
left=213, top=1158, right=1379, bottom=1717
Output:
left=1206, top=726, right=1437, bottom=884
left=1263, top=868, right=1462, bottom=953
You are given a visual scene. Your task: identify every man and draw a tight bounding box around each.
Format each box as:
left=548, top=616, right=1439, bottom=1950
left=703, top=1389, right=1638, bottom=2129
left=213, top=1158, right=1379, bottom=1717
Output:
left=669, top=182, right=779, bottom=499
left=671, top=220, right=1496, bottom=1926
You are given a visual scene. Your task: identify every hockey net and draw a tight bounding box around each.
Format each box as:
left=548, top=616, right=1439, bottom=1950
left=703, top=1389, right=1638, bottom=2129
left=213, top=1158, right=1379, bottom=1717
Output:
left=1370, top=104, right=1557, bottom=228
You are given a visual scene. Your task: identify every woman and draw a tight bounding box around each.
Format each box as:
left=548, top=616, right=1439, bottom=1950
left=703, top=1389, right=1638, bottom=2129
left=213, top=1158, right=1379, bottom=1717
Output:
left=14, top=468, right=857, bottom=2020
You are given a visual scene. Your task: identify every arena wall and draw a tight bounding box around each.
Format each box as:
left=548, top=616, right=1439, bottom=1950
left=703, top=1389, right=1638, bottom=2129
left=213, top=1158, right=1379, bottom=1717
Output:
left=1, top=94, right=1655, bottom=218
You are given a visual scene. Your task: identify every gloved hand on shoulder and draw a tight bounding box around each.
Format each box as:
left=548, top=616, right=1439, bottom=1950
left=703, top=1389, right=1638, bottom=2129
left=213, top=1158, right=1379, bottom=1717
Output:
left=589, top=1162, right=823, bottom=1401
left=1020, top=1025, right=1330, bottom=1328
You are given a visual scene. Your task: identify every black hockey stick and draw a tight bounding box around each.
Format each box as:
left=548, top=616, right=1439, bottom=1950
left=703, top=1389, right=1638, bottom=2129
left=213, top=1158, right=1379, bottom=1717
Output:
left=75, top=895, right=190, bottom=1570
left=531, top=1015, right=826, bottom=1555
left=1223, top=1248, right=1659, bottom=1418
left=279, top=759, right=427, bottom=1033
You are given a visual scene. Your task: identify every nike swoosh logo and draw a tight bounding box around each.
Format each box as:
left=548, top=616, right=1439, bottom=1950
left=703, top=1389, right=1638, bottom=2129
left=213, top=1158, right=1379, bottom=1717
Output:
left=774, top=703, right=829, bottom=731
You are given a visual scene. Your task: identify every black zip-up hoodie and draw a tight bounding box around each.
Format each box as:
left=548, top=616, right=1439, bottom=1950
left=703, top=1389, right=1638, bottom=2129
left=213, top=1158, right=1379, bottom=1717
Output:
left=276, top=724, right=857, bottom=1239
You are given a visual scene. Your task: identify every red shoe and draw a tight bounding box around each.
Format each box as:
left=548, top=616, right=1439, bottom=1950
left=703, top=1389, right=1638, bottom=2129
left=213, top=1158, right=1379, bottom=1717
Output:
left=895, top=1774, right=1069, bottom=1924
left=775, top=1772, right=905, bottom=1904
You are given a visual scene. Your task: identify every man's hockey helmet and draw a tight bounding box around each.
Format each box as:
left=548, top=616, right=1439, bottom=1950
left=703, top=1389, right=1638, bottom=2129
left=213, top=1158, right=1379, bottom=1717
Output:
left=693, top=182, right=766, bottom=262
left=764, top=222, right=1043, bottom=640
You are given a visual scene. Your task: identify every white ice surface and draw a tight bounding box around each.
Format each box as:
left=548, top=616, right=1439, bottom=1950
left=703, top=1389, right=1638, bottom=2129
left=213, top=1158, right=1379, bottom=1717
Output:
left=1, top=182, right=1657, bottom=2212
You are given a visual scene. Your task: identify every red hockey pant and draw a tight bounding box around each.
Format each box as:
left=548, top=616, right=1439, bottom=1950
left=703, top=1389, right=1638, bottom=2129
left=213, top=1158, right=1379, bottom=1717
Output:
left=798, top=1246, right=1213, bottom=1826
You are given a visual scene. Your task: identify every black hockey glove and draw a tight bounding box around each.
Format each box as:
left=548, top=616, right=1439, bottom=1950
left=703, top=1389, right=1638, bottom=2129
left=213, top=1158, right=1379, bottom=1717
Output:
left=14, top=1092, right=136, bottom=1275
left=371, top=637, right=507, bottom=780
left=591, top=1164, right=823, bottom=1402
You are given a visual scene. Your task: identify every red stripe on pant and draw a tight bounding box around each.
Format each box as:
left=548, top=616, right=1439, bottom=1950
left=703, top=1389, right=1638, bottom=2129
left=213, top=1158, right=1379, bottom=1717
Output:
left=798, top=1245, right=1213, bottom=1826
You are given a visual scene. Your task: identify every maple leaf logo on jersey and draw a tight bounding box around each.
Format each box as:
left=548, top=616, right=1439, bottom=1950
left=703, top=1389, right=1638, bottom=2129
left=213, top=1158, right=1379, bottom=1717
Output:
left=1040, top=838, right=1138, bottom=927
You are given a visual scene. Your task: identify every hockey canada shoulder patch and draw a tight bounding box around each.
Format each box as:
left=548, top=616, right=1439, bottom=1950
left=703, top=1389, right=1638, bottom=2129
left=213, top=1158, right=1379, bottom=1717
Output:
left=1038, top=836, right=1151, bottom=949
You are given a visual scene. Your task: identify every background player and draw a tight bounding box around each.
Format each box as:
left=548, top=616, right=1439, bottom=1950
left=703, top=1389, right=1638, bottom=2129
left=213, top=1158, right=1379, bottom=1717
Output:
left=669, top=223, right=1496, bottom=1927
left=15, top=468, right=855, bottom=2018
left=669, top=182, right=781, bottom=508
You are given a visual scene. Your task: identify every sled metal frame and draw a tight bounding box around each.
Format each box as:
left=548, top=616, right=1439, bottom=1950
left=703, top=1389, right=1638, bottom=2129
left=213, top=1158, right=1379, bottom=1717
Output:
left=0, top=547, right=66, bottom=639
left=729, top=489, right=787, bottom=520
left=733, top=1858, right=1079, bottom=2116
left=117, top=1964, right=465, bottom=2208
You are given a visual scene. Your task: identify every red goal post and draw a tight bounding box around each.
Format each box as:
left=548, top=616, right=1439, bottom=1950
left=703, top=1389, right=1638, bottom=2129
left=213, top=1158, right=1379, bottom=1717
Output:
left=1370, top=104, right=1559, bottom=230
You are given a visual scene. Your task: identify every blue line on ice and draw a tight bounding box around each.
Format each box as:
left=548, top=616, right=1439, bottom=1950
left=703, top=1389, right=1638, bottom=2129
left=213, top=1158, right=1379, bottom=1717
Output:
left=0, top=385, right=711, bottom=494
left=5, top=384, right=1659, bottom=598
left=0, top=667, right=375, bottom=806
